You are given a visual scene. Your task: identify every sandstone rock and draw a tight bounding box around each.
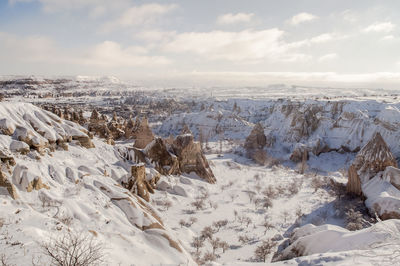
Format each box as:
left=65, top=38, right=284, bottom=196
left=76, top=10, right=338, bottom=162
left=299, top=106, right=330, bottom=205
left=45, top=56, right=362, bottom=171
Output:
left=12, top=164, right=49, bottom=192
left=181, top=124, right=192, bottom=135
left=347, top=132, right=398, bottom=196
left=10, top=140, right=30, bottom=154
left=0, top=148, right=16, bottom=166
left=290, top=143, right=309, bottom=163
left=122, top=164, right=154, bottom=202
left=73, top=135, right=95, bottom=148
left=132, top=117, right=154, bottom=149
left=0, top=170, right=18, bottom=199
left=172, top=134, right=216, bottom=183
left=0, top=118, right=15, bottom=135
left=244, top=123, right=266, bottom=150
left=26, top=177, right=50, bottom=192
left=144, top=138, right=180, bottom=176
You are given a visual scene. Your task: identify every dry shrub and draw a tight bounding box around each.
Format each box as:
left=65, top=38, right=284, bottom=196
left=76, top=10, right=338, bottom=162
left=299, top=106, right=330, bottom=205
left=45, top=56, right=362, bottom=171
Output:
left=40, top=231, right=105, bottom=266
left=262, top=185, right=278, bottom=199
left=254, top=239, right=276, bottom=262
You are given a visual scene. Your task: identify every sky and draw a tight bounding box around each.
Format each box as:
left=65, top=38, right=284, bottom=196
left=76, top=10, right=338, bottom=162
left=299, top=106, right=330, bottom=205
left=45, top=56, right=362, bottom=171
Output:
left=1, top=0, right=400, bottom=87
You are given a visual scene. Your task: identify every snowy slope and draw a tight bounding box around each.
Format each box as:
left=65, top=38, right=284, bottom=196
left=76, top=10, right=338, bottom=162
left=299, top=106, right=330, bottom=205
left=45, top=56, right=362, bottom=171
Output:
left=0, top=102, right=194, bottom=265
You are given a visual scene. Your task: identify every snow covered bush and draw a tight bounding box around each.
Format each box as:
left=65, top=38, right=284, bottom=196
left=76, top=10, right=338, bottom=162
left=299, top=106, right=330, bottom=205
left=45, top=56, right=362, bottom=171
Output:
left=254, top=239, right=276, bottom=262
left=345, top=208, right=364, bottom=231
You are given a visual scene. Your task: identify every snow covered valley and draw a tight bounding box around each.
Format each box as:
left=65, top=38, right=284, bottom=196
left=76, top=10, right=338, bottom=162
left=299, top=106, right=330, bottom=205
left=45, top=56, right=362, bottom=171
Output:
left=1, top=77, right=400, bottom=265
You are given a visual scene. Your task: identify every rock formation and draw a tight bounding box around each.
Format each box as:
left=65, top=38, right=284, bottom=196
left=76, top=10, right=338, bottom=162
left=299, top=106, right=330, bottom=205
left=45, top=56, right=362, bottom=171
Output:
left=290, top=143, right=309, bottom=163
left=172, top=134, right=216, bottom=183
left=0, top=170, right=18, bottom=199
left=122, top=164, right=152, bottom=201
left=244, top=123, right=266, bottom=150
left=144, top=138, right=180, bottom=176
left=347, top=132, right=398, bottom=196
left=132, top=117, right=154, bottom=149
left=244, top=123, right=269, bottom=165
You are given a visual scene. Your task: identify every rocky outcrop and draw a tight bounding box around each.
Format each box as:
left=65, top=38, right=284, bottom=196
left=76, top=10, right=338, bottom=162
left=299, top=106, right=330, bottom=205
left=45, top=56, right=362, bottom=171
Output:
left=145, top=138, right=180, bottom=176
left=0, top=170, right=18, bottom=199
left=290, top=143, right=309, bottom=163
left=347, top=132, right=398, bottom=196
left=172, top=134, right=216, bottom=183
left=122, top=164, right=154, bottom=202
left=12, top=164, right=50, bottom=192
left=73, top=135, right=95, bottom=148
left=133, top=117, right=154, bottom=149
left=244, top=123, right=266, bottom=150
left=244, top=123, right=270, bottom=165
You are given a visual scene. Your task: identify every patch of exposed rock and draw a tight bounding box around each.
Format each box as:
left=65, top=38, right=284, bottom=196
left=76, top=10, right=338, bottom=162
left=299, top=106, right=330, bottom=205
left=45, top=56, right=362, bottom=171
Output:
left=244, top=123, right=270, bottom=165
left=347, top=132, right=398, bottom=196
left=172, top=134, right=216, bottom=183
left=121, top=164, right=155, bottom=202
left=144, top=138, right=180, bottom=176
left=132, top=117, right=154, bottom=149
left=0, top=170, right=18, bottom=199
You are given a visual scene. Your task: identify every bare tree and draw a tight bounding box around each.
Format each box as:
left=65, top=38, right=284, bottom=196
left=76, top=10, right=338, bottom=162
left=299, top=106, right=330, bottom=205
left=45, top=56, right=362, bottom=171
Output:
left=219, top=241, right=229, bottom=253
left=254, top=239, right=276, bottom=262
left=212, top=219, right=228, bottom=232
left=40, top=231, right=105, bottom=266
left=261, top=221, right=274, bottom=235
left=192, top=237, right=204, bottom=252
left=281, top=210, right=290, bottom=224
left=202, top=251, right=216, bottom=263
left=200, top=226, right=214, bottom=240
left=209, top=237, right=221, bottom=254
left=191, top=198, right=205, bottom=210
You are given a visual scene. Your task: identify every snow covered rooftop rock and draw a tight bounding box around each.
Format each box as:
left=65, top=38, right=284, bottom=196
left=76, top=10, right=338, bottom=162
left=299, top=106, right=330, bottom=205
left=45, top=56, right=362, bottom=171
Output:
left=276, top=219, right=400, bottom=263
left=0, top=102, right=93, bottom=151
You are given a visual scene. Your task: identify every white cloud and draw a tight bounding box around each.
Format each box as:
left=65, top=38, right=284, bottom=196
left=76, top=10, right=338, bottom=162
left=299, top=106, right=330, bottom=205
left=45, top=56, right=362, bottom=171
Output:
left=289, top=12, right=318, bottom=25
left=102, top=3, right=177, bottom=32
left=318, top=53, right=338, bottom=62
left=0, top=32, right=169, bottom=68
left=139, top=71, right=400, bottom=88
left=363, top=22, right=395, bottom=33
left=287, top=33, right=346, bottom=49
left=382, top=35, right=395, bottom=41
left=136, top=30, right=177, bottom=42
left=216, top=13, right=255, bottom=25
left=84, top=41, right=170, bottom=67
left=163, top=29, right=309, bottom=63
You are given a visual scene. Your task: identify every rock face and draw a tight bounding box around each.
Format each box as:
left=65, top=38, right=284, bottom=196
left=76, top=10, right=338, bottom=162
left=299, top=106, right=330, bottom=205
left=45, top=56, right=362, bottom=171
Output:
left=124, top=133, right=216, bottom=184
left=347, top=132, right=398, bottom=196
left=145, top=138, right=180, bottom=176
left=122, top=164, right=154, bottom=202
left=290, top=143, right=309, bottom=163
left=244, top=123, right=266, bottom=150
left=121, top=164, right=161, bottom=202
left=0, top=170, right=18, bottom=199
left=132, top=117, right=155, bottom=149
left=244, top=123, right=270, bottom=165
left=172, top=134, right=216, bottom=183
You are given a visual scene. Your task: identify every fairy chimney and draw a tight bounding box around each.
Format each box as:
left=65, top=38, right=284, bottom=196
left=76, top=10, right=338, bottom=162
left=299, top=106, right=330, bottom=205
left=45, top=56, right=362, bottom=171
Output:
left=347, top=132, right=398, bottom=195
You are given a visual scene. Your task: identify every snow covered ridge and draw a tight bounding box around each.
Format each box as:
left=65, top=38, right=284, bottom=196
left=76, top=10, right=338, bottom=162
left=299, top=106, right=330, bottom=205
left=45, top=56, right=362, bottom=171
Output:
left=275, top=219, right=400, bottom=265
left=0, top=102, right=94, bottom=153
left=157, top=99, right=400, bottom=157
left=0, top=102, right=194, bottom=265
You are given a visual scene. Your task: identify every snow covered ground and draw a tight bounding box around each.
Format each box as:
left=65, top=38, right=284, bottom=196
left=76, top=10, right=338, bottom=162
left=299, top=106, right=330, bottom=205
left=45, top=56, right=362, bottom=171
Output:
left=1, top=76, right=400, bottom=265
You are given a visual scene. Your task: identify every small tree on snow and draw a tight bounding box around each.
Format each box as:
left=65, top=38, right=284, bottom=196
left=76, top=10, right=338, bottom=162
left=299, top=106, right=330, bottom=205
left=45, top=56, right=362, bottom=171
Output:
left=254, top=239, right=276, bottom=262
left=192, top=237, right=204, bottom=252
